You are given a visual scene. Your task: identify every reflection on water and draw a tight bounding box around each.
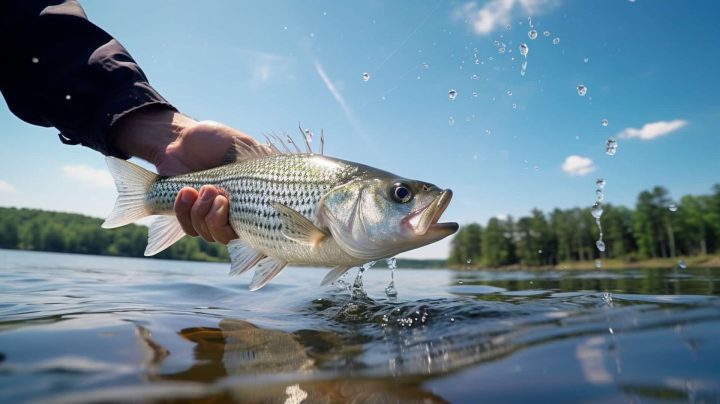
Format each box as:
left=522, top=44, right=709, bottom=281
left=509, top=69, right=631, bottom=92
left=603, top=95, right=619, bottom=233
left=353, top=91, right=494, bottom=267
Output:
left=0, top=250, right=719, bottom=403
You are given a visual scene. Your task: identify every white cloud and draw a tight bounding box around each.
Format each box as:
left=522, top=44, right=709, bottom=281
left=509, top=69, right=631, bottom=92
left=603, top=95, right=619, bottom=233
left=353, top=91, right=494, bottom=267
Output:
left=0, top=180, right=17, bottom=194
left=62, top=165, right=114, bottom=188
left=458, top=0, right=560, bottom=35
left=562, top=155, right=596, bottom=176
left=617, top=119, right=688, bottom=140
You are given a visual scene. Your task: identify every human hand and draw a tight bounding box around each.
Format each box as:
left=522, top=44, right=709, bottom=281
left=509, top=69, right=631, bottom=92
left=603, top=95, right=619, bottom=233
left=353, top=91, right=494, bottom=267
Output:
left=112, top=108, right=254, bottom=243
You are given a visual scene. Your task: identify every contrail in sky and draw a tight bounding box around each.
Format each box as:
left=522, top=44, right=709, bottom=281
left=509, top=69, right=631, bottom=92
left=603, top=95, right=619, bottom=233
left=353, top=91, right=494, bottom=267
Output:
left=313, top=60, right=376, bottom=150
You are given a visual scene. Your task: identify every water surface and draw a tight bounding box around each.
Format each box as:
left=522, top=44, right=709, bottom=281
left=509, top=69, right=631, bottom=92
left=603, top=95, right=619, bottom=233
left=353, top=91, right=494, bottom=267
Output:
left=1, top=249, right=719, bottom=403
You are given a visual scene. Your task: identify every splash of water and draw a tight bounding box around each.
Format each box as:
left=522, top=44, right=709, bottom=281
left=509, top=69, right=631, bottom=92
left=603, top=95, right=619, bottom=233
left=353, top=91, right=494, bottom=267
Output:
left=385, top=257, right=398, bottom=297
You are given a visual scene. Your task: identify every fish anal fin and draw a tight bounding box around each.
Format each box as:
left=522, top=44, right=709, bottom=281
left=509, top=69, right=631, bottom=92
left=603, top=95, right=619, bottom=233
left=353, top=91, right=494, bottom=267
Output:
left=272, top=202, right=328, bottom=246
left=320, top=265, right=353, bottom=286
left=227, top=239, right=265, bottom=276
left=249, top=256, right=288, bottom=291
left=145, top=215, right=186, bottom=256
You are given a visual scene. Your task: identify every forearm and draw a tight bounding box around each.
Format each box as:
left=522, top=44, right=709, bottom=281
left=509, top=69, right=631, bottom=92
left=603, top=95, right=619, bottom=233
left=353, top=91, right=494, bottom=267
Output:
left=0, top=0, right=175, bottom=158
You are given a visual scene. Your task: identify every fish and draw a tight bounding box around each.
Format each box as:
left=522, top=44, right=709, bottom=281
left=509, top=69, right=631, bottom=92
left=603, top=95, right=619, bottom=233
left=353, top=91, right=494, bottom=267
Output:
left=102, top=136, right=457, bottom=290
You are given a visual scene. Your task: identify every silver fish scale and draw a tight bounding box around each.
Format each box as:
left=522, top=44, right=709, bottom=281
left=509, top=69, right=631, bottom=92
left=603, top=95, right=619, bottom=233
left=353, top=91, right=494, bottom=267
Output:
left=147, top=154, right=361, bottom=265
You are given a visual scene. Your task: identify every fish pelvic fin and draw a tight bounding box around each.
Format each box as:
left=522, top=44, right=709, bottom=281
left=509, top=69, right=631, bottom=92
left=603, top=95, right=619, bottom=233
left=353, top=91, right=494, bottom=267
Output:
left=320, top=265, right=353, bottom=286
left=227, top=239, right=266, bottom=276
left=144, top=215, right=186, bottom=256
left=271, top=202, right=328, bottom=246
left=102, top=157, right=156, bottom=229
left=249, top=256, right=288, bottom=291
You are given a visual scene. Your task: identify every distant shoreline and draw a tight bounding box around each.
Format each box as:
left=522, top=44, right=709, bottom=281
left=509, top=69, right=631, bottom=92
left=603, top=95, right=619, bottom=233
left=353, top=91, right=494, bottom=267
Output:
left=447, top=254, right=720, bottom=270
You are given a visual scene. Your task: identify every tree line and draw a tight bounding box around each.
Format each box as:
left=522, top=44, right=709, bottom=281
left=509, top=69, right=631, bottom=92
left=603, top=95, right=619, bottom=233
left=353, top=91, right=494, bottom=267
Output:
left=0, top=207, right=229, bottom=262
left=448, top=185, right=720, bottom=267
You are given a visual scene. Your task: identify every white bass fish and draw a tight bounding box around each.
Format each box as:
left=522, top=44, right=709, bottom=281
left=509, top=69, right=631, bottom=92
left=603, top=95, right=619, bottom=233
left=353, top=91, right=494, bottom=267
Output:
left=103, top=138, right=457, bottom=290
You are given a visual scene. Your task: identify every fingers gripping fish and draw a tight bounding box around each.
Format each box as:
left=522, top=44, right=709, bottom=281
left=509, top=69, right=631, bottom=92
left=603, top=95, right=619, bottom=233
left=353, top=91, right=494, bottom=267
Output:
left=103, top=136, right=457, bottom=290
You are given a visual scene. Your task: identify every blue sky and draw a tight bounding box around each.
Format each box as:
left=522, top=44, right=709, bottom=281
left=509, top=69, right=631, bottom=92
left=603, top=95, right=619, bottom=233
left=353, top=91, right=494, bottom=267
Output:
left=1, top=0, right=719, bottom=259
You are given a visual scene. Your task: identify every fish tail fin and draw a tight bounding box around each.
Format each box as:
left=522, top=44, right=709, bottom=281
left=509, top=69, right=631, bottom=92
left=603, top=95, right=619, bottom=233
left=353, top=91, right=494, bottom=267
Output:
left=102, top=156, right=156, bottom=229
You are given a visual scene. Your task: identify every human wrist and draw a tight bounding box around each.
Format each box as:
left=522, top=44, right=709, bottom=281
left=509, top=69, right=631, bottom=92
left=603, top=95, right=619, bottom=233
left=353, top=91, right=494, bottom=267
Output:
left=111, top=107, right=196, bottom=165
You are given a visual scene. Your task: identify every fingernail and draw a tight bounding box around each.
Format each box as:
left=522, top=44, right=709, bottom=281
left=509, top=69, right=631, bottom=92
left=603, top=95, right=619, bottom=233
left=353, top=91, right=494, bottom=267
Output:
left=200, top=187, right=213, bottom=201
left=181, top=190, right=194, bottom=204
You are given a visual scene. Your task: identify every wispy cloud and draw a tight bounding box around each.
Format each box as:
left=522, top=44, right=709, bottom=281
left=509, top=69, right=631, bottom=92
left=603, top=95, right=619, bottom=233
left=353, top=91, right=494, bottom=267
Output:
left=313, top=60, right=375, bottom=148
left=0, top=180, right=17, bottom=194
left=562, top=155, right=596, bottom=176
left=457, top=0, right=560, bottom=35
left=617, top=119, right=688, bottom=140
left=62, top=165, right=114, bottom=188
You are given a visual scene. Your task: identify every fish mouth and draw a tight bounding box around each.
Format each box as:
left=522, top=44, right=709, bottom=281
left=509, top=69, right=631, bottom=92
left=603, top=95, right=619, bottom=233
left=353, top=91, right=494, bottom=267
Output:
left=404, top=189, right=457, bottom=236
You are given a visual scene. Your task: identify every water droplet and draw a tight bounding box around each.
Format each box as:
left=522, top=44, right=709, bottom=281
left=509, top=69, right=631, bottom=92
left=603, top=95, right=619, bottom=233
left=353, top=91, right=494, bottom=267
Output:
left=512, top=103, right=517, bottom=109
left=596, top=178, right=606, bottom=189
left=577, top=85, right=587, bottom=96
left=506, top=90, right=513, bottom=96
left=498, top=47, right=506, bottom=54
left=422, top=62, right=429, bottom=70
left=668, top=203, right=678, bottom=212
left=553, top=37, right=560, bottom=45
left=505, top=24, right=511, bottom=30
left=466, top=258, right=472, bottom=264
left=448, top=116, right=455, bottom=126
left=601, top=118, right=609, bottom=127
left=485, top=129, right=491, bottom=135
left=609, top=327, right=614, bottom=334
left=596, top=240, right=606, bottom=252
left=519, top=43, right=529, bottom=58
left=584, top=57, right=590, bottom=63
left=65, top=94, right=72, bottom=100
left=450, top=317, right=455, bottom=323
left=309, top=32, right=315, bottom=38
left=595, top=259, right=602, bottom=269
left=543, top=30, right=551, bottom=37
left=448, top=89, right=457, bottom=100
left=596, top=189, right=604, bottom=202
left=528, top=17, right=534, bottom=28
left=362, top=72, right=370, bottom=82
left=537, top=249, right=543, bottom=254
left=458, top=280, right=464, bottom=284
left=528, top=30, right=538, bottom=40
left=591, top=202, right=604, bottom=219
left=605, top=137, right=618, bottom=156
left=472, top=91, right=479, bottom=98
left=283, top=26, right=288, bottom=30
left=471, top=74, right=479, bottom=80
left=678, top=259, right=686, bottom=269
left=533, top=165, right=540, bottom=171
left=31, top=57, right=39, bottom=63
left=303, top=129, right=313, bottom=143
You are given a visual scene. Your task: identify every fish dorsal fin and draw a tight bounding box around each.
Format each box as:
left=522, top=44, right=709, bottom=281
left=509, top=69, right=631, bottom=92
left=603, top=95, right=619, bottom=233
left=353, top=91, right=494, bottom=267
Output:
left=222, top=138, right=278, bottom=164
left=271, top=202, right=328, bottom=246
left=249, top=256, right=288, bottom=291
left=320, top=265, right=353, bottom=286
left=227, top=239, right=266, bottom=276
left=145, top=215, right=186, bottom=256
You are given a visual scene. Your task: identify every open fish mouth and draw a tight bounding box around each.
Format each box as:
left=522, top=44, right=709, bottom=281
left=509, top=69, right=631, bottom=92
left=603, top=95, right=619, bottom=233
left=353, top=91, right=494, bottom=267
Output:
left=404, top=189, right=457, bottom=236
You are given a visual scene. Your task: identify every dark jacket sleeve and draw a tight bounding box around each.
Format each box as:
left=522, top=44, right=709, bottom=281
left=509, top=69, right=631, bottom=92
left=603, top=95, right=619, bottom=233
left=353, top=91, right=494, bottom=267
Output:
left=0, top=0, right=176, bottom=158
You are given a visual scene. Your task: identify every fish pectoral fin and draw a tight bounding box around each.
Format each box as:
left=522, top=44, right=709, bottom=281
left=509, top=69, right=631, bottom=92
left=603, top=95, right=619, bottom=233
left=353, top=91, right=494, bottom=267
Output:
left=227, top=239, right=266, bottom=276
left=271, top=202, right=328, bottom=246
left=145, top=215, right=186, bottom=256
left=249, top=256, right=288, bottom=291
left=320, top=265, right=354, bottom=286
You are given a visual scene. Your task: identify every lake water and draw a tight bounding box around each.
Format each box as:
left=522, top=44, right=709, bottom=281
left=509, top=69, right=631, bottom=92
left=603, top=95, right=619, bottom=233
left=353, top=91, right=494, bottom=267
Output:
left=1, top=249, right=719, bottom=403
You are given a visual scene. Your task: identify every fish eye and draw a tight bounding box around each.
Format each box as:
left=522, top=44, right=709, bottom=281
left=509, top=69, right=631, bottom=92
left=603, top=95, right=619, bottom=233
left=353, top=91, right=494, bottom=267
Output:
left=390, top=183, right=413, bottom=203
